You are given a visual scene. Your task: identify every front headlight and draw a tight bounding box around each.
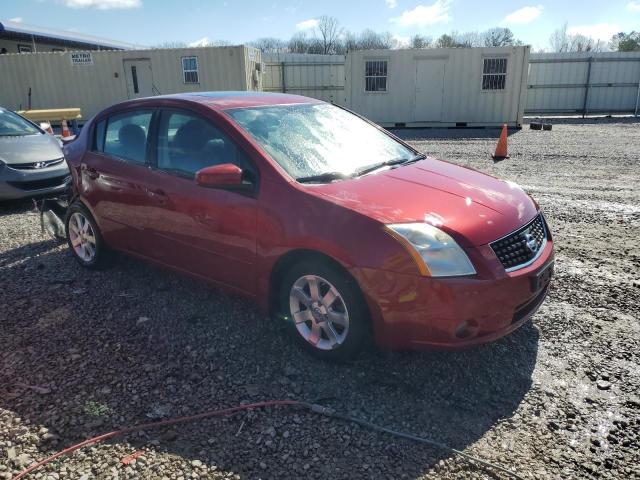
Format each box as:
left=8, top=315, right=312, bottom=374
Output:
left=385, top=223, right=476, bottom=277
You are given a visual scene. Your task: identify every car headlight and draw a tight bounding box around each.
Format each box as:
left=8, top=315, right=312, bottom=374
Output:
left=385, top=223, right=476, bottom=277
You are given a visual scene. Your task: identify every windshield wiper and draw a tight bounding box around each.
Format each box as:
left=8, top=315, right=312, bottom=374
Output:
left=354, top=153, right=426, bottom=177
left=296, top=171, right=352, bottom=184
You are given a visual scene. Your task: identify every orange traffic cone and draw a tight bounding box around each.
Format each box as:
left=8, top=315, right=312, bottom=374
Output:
left=61, top=119, right=71, bottom=138
left=44, top=122, right=54, bottom=135
left=492, top=124, right=509, bottom=160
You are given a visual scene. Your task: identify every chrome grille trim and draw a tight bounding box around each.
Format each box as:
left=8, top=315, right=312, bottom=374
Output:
left=10, top=158, right=65, bottom=170
left=490, top=214, right=548, bottom=272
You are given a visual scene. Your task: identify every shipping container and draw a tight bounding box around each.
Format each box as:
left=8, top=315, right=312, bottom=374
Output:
left=345, top=46, right=530, bottom=128
left=0, top=45, right=262, bottom=120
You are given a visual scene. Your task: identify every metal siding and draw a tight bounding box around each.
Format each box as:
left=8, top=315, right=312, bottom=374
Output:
left=526, top=52, right=640, bottom=114
left=0, top=46, right=252, bottom=119
left=262, top=53, right=346, bottom=105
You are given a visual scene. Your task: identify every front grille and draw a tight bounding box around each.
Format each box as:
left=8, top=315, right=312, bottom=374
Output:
left=10, top=158, right=65, bottom=170
left=8, top=174, right=71, bottom=191
left=490, top=214, right=547, bottom=271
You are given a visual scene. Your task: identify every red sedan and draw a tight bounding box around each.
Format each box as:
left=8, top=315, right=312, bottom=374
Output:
left=63, top=92, right=553, bottom=360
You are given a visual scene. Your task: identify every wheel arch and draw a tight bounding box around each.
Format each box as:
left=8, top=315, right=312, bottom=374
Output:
left=267, top=248, right=367, bottom=319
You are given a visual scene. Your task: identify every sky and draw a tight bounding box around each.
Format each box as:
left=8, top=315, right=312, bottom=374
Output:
left=3, top=0, right=640, bottom=51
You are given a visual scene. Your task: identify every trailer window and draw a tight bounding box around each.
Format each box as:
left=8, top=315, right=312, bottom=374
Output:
left=365, top=60, right=387, bottom=92
left=482, top=58, right=507, bottom=90
left=182, top=56, right=199, bottom=84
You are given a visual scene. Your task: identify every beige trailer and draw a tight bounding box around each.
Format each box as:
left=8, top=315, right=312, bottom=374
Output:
left=0, top=45, right=262, bottom=120
left=345, top=46, right=530, bottom=128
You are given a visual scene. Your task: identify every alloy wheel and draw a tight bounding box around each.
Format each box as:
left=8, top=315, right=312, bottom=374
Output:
left=289, top=274, right=350, bottom=350
left=68, top=212, right=97, bottom=263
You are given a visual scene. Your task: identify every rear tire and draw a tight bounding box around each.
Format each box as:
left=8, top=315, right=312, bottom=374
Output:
left=279, top=259, right=369, bottom=361
left=65, top=202, right=107, bottom=269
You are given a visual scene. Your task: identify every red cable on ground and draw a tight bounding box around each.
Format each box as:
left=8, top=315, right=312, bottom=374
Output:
left=12, top=400, right=302, bottom=480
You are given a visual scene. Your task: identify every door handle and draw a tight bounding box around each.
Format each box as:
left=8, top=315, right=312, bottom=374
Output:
left=85, top=167, right=99, bottom=180
left=146, top=188, right=169, bottom=203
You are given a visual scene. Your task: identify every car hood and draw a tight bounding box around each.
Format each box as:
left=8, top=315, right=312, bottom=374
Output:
left=303, top=157, right=538, bottom=246
left=0, top=134, right=63, bottom=165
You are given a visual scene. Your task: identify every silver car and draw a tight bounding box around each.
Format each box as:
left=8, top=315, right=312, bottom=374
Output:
left=0, top=107, right=70, bottom=200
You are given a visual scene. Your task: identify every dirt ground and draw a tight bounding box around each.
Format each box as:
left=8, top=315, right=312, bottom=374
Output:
left=1, top=118, right=638, bottom=479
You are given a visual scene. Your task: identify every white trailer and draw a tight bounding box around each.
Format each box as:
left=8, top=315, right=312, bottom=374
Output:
left=0, top=45, right=262, bottom=120
left=345, top=46, right=530, bottom=128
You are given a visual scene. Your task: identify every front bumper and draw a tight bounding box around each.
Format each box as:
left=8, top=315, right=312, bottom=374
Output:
left=0, top=161, right=71, bottom=200
left=351, top=238, right=554, bottom=350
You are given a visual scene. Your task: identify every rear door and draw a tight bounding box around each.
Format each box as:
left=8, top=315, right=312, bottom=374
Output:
left=80, top=109, right=161, bottom=255
left=143, top=108, right=259, bottom=294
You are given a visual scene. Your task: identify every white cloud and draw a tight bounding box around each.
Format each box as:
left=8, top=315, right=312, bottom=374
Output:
left=502, top=5, right=543, bottom=24
left=295, top=18, right=319, bottom=30
left=188, top=37, right=211, bottom=47
left=391, top=0, right=451, bottom=27
left=9, top=17, right=23, bottom=23
left=385, top=0, right=398, bottom=8
left=568, top=23, right=620, bottom=41
left=628, top=1, right=640, bottom=11
left=62, top=0, right=141, bottom=9
left=392, top=33, right=410, bottom=47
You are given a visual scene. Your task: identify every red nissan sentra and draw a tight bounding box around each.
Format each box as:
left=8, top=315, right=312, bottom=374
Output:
left=63, top=92, right=554, bottom=360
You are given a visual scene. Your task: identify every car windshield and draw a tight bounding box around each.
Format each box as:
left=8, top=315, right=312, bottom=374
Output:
left=0, top=109, right=41, bottom=137
left=226, top=103, right=416, bottom=181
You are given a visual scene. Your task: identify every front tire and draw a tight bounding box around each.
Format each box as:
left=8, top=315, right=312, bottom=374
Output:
left=279, top=260, right=369, bottom=361
left=65, top=202, right=107, bottom=269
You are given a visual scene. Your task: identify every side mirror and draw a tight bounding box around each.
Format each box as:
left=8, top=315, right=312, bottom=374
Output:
left=196, top=163, right=245, bottom=188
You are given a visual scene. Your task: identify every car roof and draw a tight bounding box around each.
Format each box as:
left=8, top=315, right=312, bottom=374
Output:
left=149, top=91, right=324, bottom=110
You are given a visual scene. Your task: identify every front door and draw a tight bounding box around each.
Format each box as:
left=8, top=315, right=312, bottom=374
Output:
left=144, top=108, right=258, bottom=295
left=123, top=59, right=154, bottom=99
left=414, top=59, right=446, bottom=122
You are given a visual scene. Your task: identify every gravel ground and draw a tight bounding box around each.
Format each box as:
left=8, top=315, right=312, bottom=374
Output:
left=1, top=118, right=639, bottom=480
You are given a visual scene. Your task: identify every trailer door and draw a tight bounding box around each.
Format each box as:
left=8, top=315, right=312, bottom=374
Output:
left=414, top=59, right=446, bottom=122
left=123, top=59, right=154, bottom=99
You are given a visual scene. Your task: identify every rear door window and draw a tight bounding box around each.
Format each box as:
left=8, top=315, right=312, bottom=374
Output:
left=103, top=110, right=153, bottom=165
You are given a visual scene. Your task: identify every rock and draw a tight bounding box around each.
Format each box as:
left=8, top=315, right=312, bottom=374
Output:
left=42, top=432, right=59, bottom=443
left=16, top=453, right=32, bottom=468
left=137, top=316, right=150, bottom=325
left=596, top=380, right=611, bottom=390
left=160, top=430, right=178, bottom=442
left=6, top=447, right=16, bottom=461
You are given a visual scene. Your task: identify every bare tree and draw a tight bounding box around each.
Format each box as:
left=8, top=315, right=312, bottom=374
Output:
left=154, top=41, right=188, bottom=48
left=341, top=31, right=359, bottom=52
left=288, top=32, right=310, bottom=54
left=316, top=15, right=341, bottom=54
left=357, top=29, right=394, bottom=50
left=250, top=37, right=287, bottom=53
left=410, top=34, right=432, bottom=49
left=483, top=27, right=517, bottom=47
left=549, top=23, right=569, bottom=52
left=549, top=23, right=605, bottom=52
left=435, top=33, right=458, bottom=48
left=456, top=31, right=483, bottom=47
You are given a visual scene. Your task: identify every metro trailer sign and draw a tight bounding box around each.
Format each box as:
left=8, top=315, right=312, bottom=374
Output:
left=70, top=52, right=93, bottom=66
